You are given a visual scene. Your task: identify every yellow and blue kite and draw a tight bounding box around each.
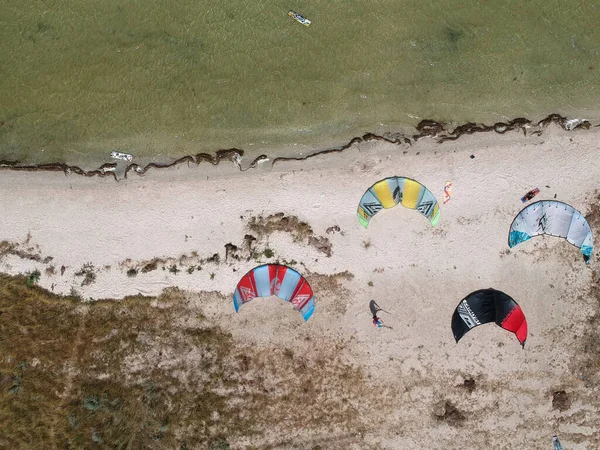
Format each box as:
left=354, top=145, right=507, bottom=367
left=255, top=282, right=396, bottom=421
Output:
left=357, top=177, right=441, bottom=228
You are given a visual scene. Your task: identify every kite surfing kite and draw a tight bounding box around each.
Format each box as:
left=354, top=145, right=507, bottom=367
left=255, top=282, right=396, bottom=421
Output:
left=357, top=177, right=440, bottom=228
left=552, top=436, right=563, bottom=450
left=233, top=264, right=315, bottom=321
left=508, top=200, right=593, bottom=264
left=451, top=288, right=528, bottom=347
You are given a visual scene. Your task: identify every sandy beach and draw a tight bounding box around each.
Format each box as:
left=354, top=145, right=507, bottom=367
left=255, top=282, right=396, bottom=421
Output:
left=1, top=125, right=599, bottom=449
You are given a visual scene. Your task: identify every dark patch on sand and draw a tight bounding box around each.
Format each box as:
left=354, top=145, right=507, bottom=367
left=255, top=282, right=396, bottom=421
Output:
left=552, top=390, right=571, bottom=411
left=462, top=378, right=476, bottom=394
left=434, top=400, right=466, bottom=427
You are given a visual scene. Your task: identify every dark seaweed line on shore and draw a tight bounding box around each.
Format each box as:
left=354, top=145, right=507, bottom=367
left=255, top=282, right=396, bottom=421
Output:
left=0, top=114, right=595, bottom=181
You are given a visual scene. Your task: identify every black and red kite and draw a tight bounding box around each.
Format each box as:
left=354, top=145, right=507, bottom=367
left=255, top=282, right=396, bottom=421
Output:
left=451, top=288, right=528, bottom=347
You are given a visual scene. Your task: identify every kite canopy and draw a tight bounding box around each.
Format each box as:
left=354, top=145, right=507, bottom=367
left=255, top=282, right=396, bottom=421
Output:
left=451, top=288, right=528, bottom=347
left=233, top=264, right=315, bottom=321
left=357, top=177, right=440, bottom=228
left=508, top=200, right=593, bottom=264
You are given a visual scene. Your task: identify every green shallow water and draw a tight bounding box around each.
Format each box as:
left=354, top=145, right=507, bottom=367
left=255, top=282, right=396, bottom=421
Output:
left=1, top=0, right=599, bottom=165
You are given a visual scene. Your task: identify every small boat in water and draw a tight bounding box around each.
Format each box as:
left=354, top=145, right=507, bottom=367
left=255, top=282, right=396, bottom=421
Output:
left=288, top=10, right=311, bottom=26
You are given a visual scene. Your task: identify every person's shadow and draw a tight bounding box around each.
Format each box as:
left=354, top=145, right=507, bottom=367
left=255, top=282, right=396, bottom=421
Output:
left=369, top=300, right=385, bottom=317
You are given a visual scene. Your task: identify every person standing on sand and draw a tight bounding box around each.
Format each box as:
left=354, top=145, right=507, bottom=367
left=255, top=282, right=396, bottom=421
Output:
left=372, top=315, right=392, bottom=329
left=370, top=300, right=392, bottom=329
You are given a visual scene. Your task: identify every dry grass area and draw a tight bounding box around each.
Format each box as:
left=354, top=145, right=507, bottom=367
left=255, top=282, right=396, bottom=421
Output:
left=247, top=214, right=314, bottom=242
left=2, top=252, right=600, bottom=448
left=247, top=213, right=334, bottom=257
left=0, top=274, right=370, bottom=449
left=305, top=271, right=354, bottom=317
left=110, top=214, right=336, bottom=278
left=576, top=268, right=600, bottom=385
left=578, top=192, right=600, bottom=386
left=0, top=239, right=53, bottom=264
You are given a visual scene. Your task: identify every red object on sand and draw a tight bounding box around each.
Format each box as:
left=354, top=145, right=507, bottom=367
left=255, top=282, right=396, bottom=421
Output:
left=521, top=188, right=540, bottom=203
left=443, top=181, right=452, bottom=204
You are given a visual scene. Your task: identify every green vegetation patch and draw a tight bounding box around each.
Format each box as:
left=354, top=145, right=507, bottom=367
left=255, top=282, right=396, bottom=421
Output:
left=0, top=274, right=367, bottom=448
left=0, top=276, right=235, bottom=448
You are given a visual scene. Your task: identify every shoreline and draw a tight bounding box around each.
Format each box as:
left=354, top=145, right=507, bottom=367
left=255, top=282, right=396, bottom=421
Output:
left=0, top=124, right=598, bottom=300
left=0, top=113, right=595, bottom=180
